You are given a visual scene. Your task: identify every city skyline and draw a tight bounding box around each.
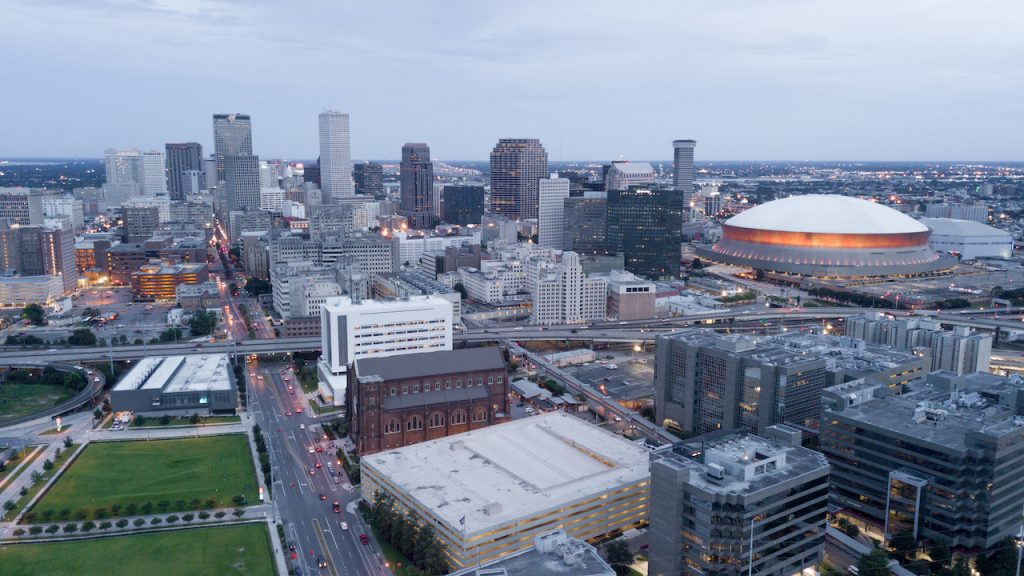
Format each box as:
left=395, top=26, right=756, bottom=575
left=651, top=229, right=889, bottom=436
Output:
left=2, top=1, right=1022, bottom=161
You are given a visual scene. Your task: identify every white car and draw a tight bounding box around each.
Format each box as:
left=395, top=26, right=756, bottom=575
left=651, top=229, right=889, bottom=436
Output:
left=340, top=521, right=349, bottom=530
left=299, top=424, right=305, bottom=430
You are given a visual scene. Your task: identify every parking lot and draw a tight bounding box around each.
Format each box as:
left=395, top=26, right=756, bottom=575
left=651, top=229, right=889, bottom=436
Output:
left=572, top=359, right=654, bottom=402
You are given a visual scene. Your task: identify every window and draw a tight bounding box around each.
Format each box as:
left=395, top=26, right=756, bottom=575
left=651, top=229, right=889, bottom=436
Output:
left=497, top=376, right=504, bottom=384
left=452, top=410, right=467, bottom=425
left=413, top=384, right=419, bottom=393
left=456, top=379, right=462, bottom=389
left=473, top=407, right=488, bottom=422
left=487, top=376, right=494, bottom=385
left=406, top=415, right=423, bottom=431
left=429, top=412, right=445, bottom=428
left=390, top=387, right=397, bottom=396
left=435, top=381, right=441, bottom=391
left=477, top=376, right=483, bottom=385
left=402, top=385, right=408, bottom=395
left=445, top=380, right=452, bottom=390
left=385, top=419, right=400, bottom=434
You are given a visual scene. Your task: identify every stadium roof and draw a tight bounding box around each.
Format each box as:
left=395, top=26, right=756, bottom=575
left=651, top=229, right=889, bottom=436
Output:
left=726, top=195, right=927, bottom=235
left=919, top=217, right=1011, bottom=237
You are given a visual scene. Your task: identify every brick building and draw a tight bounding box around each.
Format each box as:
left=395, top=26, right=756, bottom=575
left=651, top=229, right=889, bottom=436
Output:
left=348, top=347, right=509, bottom=456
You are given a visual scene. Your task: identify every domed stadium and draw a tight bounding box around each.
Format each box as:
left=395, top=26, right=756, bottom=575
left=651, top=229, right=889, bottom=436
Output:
left=697, top=195, right=956, bottom=277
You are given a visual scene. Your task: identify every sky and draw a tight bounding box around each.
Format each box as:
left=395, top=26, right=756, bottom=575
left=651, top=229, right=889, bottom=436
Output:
left=2, top=0, right=1022, bottom=161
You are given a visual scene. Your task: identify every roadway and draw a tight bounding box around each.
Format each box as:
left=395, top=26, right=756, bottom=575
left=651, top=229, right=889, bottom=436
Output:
left=247, top=358, right=388, bottom=576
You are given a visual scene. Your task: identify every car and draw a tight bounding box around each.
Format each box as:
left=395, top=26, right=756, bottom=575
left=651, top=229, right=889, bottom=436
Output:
left=315, top=461, right=322, bottom=468
left=359, top=533, right=369, bottom=545
left=332, top=501, right=341, bottom=513
left=334, top=476, right=341, bottom=484
left=316, top=446, right=324, bottom=453
left=340, top=521, right=348, bottom=530
left=296, top=407, right=303, bottom=414
left=285, top=411, right=292, bottom=416
left=308, top=468, right=316, bottom=476
left=295, top=568, right=302, bottom=576
left=288, top=544, right=296, bottom=551
left=308, top=447, right=315, bottom=454
left=319, top=494, right=327, bottom=501
left=299, top=424, right=305, bottom=430
left=317, top=556, right=327, bottom=569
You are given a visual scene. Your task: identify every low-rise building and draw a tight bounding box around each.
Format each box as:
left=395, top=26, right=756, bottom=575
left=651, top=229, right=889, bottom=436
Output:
left=598, top=269, right=656, bottom=320
left=348, top=347, right=509, bottom=455
left=361, top=411, right=650, bottom=570
left=449, top=530, right=614, bottom=576
left=110, top=354, right=236, bottom=414
left=130, top=262, right=209, bottom=302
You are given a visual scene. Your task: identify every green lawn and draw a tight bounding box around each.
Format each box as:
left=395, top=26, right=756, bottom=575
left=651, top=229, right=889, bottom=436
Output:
left=0, top=523, right=276, bottom=576
left=29, top=436, right=259, bottom=520
left=0, top=445, right=43, bottom=489
left=8, top=444, right=79, bottom=518
left=0, top=383, right=76, bottom=423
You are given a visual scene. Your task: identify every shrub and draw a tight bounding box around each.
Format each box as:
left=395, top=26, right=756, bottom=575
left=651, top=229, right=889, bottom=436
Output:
left=232, top=509, right=244, bottom=517
left=175, top=499, right=186, bottom=511
left=182, top=513, right=194, bottom=523
left=99, top=521, right=112, bottom=530
left=12, top=528, right=25, bottom=536
left=214, top=511, right=226, bottom=519
left=133, top=519, right=145, bottom=527
left=81, top=521, right=96, bottom=532
left=29, top=526, right=43, bottom=535
left=198, top=511, right=210, bottom=520
left=45, top=525, right=60, bottom=534
left=232, top=495, right=246, bottom=506
left=165, top=515, right=179, bottom=523
left=74, top=509, right=89, bottom=520
left=150, top=517, right=162, bottom=525
left=116, top=519, right=129, bottom=529
left=63, top=523, right=77, bottom=533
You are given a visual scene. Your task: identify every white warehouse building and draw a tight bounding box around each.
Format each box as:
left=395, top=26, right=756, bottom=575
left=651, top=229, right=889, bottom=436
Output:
left=317, top=295, right=453, bottom=405
left=919, top=217, right=1013, bottom=260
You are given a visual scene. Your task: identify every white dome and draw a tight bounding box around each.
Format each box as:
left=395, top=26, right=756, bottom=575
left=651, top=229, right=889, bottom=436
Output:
left=726, top=195, right=927, bottom=235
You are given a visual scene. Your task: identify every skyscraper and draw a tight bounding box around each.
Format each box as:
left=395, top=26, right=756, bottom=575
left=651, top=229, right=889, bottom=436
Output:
left=398, top=143, right=434, bottom=229
left=165, top=142, right=204, bottom=201
left=224, top=155, right=261, bottom=211
left=563, top=192, right=608, bottom=254
left=672, top=139, right=696, bottom=210
left=537, top=174, right=570, bottom=250
left=318, top=110, right=353, bottom=203
left=442, top=185, right=485, bottom=226
left=138, top=150, right=168, bottom=197
left=212, top=113, right=252, bottom=181
left=353, top=162, right=384, bottom=197
left=102, top=149, right=165, bottom=202
left=607, top=186, right=683, bottom=280
left=489, top=138, right=548, bottom=220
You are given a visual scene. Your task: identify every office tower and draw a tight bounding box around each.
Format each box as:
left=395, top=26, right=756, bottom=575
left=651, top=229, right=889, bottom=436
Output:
left=537, top=174, right=570, bottom=250
left=224, top=155, right=261, bottom=211
left=304, top=159, right=321, bottom=187
left=398, top=143, right=434, bottom=229
left=672, top=139, right=696, bottom=209
left=0, top=225, right=78, bottom=294
left=563, top=192, right=607, bottom=254
left=607, top=186, right=683, bottom=280
left=42, top=196, right=85, bottom=233
left=165, top=142, right=204, bottom=201
left=923, top=202, right=989, bottom=223
left=212, top=113, right=252, bottom=181
left=649, top=427, right=830, bottom=576
left=532, top=251, right=607, bottom=325
left=318, top=110, right=353, bottom=203
left=353, top=162, right=384, bottom=197
left=103, top=149, right=165, bottom=203
left=122, top=205, right=161, bottom=242
left=138, top=150, right=167, bottom=197
left=821, top=371, right=1024, bottom=548
left=0, top=188, right=44, bottom=226
left=442, top=185, right=484, bottom=226
left=846, top=312, right=992, bottom=374
left=489, top=138, right=548, bottom=220
left=604, top=161, right=655, bottom=191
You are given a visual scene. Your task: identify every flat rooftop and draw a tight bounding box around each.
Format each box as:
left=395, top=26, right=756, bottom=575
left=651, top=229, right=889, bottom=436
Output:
left=362, top=411, right=649, bottom=534
left=831, top=372, right=1024, bottom=450
left=112, top=354, right=232, bottom=394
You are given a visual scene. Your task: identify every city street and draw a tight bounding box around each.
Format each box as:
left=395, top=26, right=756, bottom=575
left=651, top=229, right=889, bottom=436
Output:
left=246, top=359, right=390, bottom=576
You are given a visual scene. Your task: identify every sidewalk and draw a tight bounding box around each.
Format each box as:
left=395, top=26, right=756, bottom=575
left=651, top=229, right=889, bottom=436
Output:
left=0, top=445, right=44, bottom=493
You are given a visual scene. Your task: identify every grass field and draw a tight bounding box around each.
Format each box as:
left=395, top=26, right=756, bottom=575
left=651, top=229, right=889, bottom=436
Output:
left=0, top=383, right=75, bottom=422
left=30, top=436, right=259, bottom=520
left=0, top=524, right=276, bottom=576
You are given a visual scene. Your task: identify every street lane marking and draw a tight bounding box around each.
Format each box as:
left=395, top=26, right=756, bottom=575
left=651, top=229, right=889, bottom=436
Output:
left=312, top=518, right=339, bottom=576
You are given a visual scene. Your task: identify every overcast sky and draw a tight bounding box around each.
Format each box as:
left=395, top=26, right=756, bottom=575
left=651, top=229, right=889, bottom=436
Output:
left=3, top=0, right=1022, bottom=161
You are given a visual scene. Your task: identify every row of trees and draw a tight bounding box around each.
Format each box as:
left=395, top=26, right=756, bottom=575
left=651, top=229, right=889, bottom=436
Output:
left=252, top=424, right=272, bottom=495
left=853, top=532, right=1018, bottom=576
left=367, top=491, right=447, bottom=575
left=11, top=509, right=245, bottom=537
left=27, top=494, right=230, bottom=523
left=3, top=367, right=85, bottom=391
left=189, top=310, right=218, bottom=336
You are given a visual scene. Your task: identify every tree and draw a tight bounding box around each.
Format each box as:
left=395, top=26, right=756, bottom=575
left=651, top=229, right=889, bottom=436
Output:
left=158, top=327, right=183, bottom=343
left=976, top=536, right=1021, bottom=576
left=42, top=459, right=54, bottom=471
left=159, top=415, right=171, bottom=426
left=63, top=436, right=73, bottom=448
left=68, top=328, right=97, bottom=346
left=605, top=540, right=634, bottom=575
left=116, top=519, right=129, bottom=529
left=21, top=303, right=46, bottom=326
left=82, top=307, right=100, bottom=319
left=858, top=546, right=894, bottom=576
left=244, top=278, right=272, bottom=297
left=93, top=408, right=103, bottom=421
left=99, top=521, right=112, bottom=530
left=2, top=500, right=15, bottom=514
left=453, top=282, right=468, bottom=300
left=135, top=414, right=146, bottom=426
left=189, top=310, right=218, bottom=336
left=134, top=518, right=146, bottom=527
left=81, top=520, right=96, bottom=532
left=890, top=531, right=919, bottom=561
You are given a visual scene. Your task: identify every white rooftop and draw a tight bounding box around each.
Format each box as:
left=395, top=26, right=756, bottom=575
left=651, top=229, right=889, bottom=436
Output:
left=726, top=194, right=928, bottom=235
left=113, top=354, right=232, bottom=393
left=608, top=161, right=654, bottom=175
left=320, top=294, right=451, bottom=314
left=363, top=411, right=650, bottom=534
left=919, top=217, right=1011, bottom=237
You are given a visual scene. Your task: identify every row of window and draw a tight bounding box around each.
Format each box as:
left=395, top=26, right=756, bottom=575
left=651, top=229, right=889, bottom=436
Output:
left=386, top=374, right=504, bottom=396
left=383, top=408, right=488, bottom=433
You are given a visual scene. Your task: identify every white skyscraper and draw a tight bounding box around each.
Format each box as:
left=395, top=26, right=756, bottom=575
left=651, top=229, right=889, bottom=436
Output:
left=139, top=150, right=168, bottom=197
left=532, top=251, right=607, bottom=325
left=672, top=139, right=696, bottom=209
left=538, top=174, right=570, bottom=250
left=318, top=110, right=353, bottom=203
left=103, top=149, right=166, bottom=204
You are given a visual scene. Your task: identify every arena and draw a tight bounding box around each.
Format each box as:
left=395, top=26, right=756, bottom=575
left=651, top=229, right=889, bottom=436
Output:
left=697, top=195, right=957, bottom=277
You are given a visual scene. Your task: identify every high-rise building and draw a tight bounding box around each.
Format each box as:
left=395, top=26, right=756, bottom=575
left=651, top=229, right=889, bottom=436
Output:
left=604, top=161, right=655, bottom=191
left=563, top=192, right=608, bottom=254
left=318, top=295, right=453, bottom=405
left=165, top=142, right=204, bottom=201
left=532, top=252, right=607, bottom=325
left=398, top=143, right=434, bottom=229
left=607, top=186, right=683, bottom=280
left=353, top=162, right=384, bottom=197
left=846, top=312, right=992, bottom=374
left=672, top=139, right=696, bottom=210
left=0, top=188, right=44, bottom=226
left=821, top=371, right=1024, bottom=549
left=212, top=113, right=252, bottom=181
left=224, top=155, right=261, bottom=211
left=649, top=427, right=830, bottom=576
left=102, top=149, right=165, bottom=202
left=537, top=174, right=570, bottom=250
left=138, top=150, right=168, bottom=197
left=441, top=185, right=484, bottom=226
left=122, top=205, right=161, bottom=242
left=489, top=138, right=548, bottom=220
left=0, top=224, right=78, bottom=294
left=318, top=110, right=353, bottom=203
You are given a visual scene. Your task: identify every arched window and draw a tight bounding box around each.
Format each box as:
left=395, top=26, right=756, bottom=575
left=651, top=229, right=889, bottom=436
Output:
left=385, top=418, right=400, bottom=434
left=429, top=412, right=446, bottom=428
left=473, top=407, right=488, bottom=422
left=406, top=415, right=423, bottom=431
left=452, top=410, right=467, bottom=425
